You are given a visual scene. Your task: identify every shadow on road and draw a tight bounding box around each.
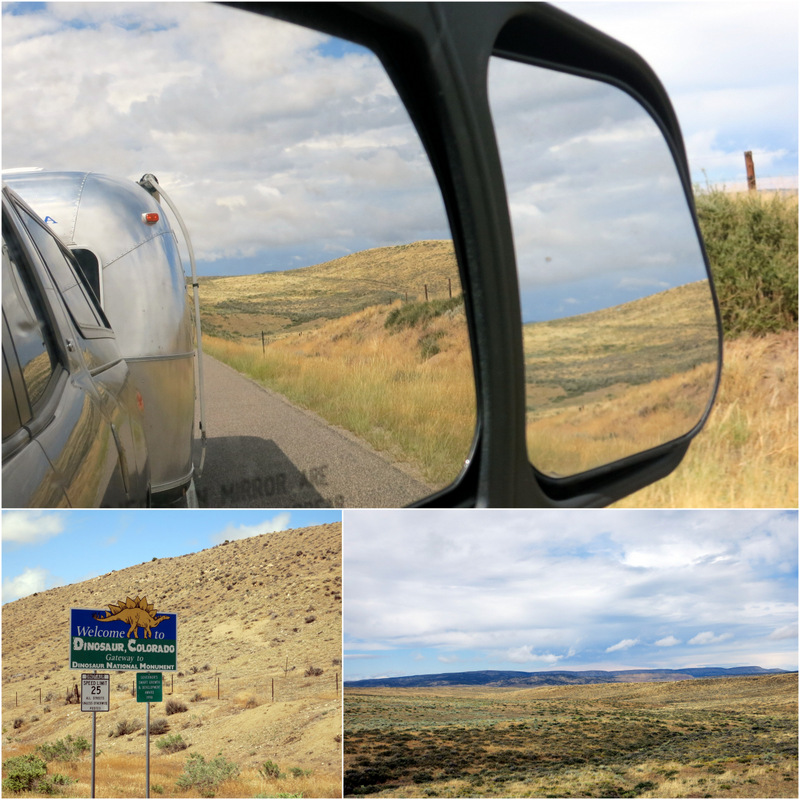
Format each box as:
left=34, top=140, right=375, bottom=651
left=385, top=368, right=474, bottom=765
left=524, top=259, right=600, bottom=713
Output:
left=194, top=435, right=337, bottom=508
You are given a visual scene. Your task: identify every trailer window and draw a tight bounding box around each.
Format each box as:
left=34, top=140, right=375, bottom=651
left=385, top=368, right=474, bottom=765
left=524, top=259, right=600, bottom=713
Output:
left=71, top=248, right=102, bottom=307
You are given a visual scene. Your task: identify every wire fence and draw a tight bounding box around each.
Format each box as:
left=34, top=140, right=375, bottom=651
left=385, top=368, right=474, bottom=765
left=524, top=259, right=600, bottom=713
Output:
left=4, top=668, right=340, bottom=711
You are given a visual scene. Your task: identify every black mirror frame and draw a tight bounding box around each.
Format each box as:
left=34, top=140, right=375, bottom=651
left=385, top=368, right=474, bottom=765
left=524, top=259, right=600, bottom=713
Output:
left=225, top=1, right=723, bottom=508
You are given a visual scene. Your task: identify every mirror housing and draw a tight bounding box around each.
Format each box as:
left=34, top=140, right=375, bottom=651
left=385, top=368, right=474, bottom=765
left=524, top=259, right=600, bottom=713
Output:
left=227, top=2, right=722, bottom=507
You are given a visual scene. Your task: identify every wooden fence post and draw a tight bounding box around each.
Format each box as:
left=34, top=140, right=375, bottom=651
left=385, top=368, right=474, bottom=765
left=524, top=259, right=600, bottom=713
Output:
left=272, top=678, right=275, bottom=702
left=424, top=284, right=428, bottom=302
left=745, top=150, right=757, bottom=192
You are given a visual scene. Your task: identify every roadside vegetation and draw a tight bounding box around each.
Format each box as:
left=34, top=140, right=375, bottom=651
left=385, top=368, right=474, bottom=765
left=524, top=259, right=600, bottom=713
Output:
left=203, top=296, right=475, bottom=488
left=1, top=740, right=329, bottom=798
left=200, top=191, right=797, bottom=507
left=615, top=190, right=797, bottom=507
left=695, top=189, right=797, bottom=337
left=343, top=675, right=798, bottom=798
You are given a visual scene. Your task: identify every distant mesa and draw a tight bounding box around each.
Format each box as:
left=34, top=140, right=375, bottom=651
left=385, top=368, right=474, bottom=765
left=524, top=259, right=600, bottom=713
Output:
left=344, top=666, right=791, bottom=688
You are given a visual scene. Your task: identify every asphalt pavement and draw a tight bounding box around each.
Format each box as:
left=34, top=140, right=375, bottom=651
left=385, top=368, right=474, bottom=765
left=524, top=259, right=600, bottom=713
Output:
left=193, top=354, right=433, bottom=508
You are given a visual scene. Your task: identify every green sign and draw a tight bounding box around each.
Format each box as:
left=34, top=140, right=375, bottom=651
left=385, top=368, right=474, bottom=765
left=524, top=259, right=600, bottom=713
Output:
left=136, top=672, right=163, bottom=703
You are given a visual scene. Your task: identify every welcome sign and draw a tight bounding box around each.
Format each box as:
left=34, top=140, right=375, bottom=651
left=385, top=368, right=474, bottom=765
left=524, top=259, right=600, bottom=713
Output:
left=70, top=597, right=177, bottom=672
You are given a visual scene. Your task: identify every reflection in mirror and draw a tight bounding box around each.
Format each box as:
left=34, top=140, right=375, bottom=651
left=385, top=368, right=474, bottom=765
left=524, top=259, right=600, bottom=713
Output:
left=488, top=56, right=719, bottom=478
left=2, top=3, right=475, bottom=507
left=190, top=13, right=476, bottom=506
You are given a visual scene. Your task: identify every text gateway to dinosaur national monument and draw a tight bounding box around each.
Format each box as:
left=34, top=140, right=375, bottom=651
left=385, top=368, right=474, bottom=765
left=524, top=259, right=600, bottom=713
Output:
left=70, top=596, right=177, bottom=672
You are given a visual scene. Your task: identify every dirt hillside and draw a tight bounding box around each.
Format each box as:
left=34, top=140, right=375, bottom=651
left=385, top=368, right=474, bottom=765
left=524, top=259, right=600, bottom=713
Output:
left=1, top=522, right=342, bottom=793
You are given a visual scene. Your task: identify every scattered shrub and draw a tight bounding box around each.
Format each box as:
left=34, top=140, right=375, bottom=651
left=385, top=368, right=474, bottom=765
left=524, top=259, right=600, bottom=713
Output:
left=37, top=735, right=90, bottom=762
left=13, top=718, right=23, bottom=729
left=289, top=767, right=311, bottom=778
left=305, top=666, right=323, bottom=677
left=166, top=698, right=188, bottom=715
left=259, top=760, right=282, bottom=779
left=695, top=189, right=798, bottom=337
left=114, top=719, right=142, bottom=737
left=2, top=754, right=47, bottom=793
left=156, top=733, right=188, bottom=754
left=385, top=295, right=464, bottom=332
left=176, top=752, right=239, bottom=797
left=150, top=718, right=170, bottom=735
left=1, top=754, right=74, bottom=795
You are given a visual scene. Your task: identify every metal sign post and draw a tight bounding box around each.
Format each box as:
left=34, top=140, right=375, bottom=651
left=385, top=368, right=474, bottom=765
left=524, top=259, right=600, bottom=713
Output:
left=71, top=599, right=176, bottom=799
left=137, top=672, right=163, bottom=799
left=81, top=673, right=110, bottom=799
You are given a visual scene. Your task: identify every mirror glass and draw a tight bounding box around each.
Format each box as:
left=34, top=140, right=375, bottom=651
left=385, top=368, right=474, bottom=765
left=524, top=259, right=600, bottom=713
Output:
left=488, top=56, right=719, bottom=478
left=2, top=3, right=476, bottom=508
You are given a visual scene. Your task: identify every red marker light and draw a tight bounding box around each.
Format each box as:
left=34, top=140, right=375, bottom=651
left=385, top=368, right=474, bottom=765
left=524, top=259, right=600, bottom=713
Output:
left=142, top=212, right=159, bottom=225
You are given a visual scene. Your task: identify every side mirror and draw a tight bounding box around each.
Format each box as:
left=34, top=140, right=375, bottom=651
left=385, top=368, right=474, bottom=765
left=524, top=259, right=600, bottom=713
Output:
left=488, top=55, right=720, bottom=479
left=227, top=2, right=724, bottom=506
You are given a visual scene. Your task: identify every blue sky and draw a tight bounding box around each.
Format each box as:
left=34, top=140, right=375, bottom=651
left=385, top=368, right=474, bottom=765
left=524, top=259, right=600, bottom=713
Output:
left=344, top=510, right=798, bottom=680
left=1, top=509, right=341, bottom=604
left=2, top=1, right=796, bottom=285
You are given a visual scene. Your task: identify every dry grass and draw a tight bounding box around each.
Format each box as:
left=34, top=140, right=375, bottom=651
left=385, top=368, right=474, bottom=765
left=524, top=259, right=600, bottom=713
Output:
left=614, top=330, right=797, bottom=507
left=199, top=240, right=460, bottom=339
left=203, top=300, right=476, bottom=488
left=198, top=239, right=795, bottom=507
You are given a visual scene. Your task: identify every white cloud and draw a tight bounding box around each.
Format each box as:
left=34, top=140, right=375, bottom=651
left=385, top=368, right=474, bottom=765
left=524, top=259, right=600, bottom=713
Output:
left=2, top=511, right=66, bottom=545
left=506, top=646, right=564, bottom=665
left=211, top=512, right=291, bottom=544
left=2, top=567, right=53, bottom=603
left=1, top=3, right=449, bottom=274
left=688, top=631, right=733, bottom=646
left=655, top=635, right=681, bottom=647
left=768, top=624, right=798, bottom=641
left=606, top=638, right=639, bottom=653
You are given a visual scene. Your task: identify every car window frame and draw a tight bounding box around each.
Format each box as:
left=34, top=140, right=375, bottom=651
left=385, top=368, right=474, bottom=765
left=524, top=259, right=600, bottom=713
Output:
left=12, top=197, right=115, bottom=339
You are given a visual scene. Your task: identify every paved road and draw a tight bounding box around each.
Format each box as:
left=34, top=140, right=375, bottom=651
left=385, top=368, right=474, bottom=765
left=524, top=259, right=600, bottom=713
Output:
left=193, top=354, right=433, bottom=508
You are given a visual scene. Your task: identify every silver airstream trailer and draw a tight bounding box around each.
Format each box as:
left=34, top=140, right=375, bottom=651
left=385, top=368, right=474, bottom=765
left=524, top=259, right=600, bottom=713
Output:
left=3, top=169, right=205, bottom=505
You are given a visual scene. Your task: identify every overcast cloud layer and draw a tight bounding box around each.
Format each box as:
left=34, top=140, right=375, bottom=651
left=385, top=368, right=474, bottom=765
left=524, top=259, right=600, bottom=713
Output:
left=343, top=510, right=798, bottom=680
left=3, top=2, right=796, bottom=284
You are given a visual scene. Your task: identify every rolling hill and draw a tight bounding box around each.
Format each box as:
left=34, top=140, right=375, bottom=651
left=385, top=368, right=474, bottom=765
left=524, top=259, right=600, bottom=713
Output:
left=198, top=239, right=460, bottom=339
left=2, top=522, right=342, bottom=796
left=345, top=666, right=790, bottom=689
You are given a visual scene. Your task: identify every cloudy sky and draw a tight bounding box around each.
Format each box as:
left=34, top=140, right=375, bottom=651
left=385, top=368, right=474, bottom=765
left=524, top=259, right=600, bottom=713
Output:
left=343, top=510, right=798, bottom=680
left=1, top=509, right=341, bottom=604
left=2, top=1, right=796, bottom=303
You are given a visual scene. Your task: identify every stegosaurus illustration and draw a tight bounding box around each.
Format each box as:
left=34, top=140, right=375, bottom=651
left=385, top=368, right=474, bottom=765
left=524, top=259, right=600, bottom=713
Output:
left=93, top=596, right=169, bottom=639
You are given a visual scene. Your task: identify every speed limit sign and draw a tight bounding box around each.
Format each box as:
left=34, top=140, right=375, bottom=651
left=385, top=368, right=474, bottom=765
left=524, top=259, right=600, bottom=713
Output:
left=81, top=673, right=110, bottom=713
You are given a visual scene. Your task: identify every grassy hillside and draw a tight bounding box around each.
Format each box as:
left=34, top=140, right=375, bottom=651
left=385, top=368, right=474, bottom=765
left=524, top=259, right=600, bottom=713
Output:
left=198, top=240, right=460, bottom=339
left=1, top=523, right=342, bottom=798
left=203, top=296, right=475, bottom=489
left=198, top=207, right=797, bottom=506
left=344, top=674, right=798, bottom=797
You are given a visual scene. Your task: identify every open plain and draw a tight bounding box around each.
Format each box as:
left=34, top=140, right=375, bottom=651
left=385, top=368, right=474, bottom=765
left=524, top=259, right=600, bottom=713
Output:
left=344, top=674, right=798, bottom=797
